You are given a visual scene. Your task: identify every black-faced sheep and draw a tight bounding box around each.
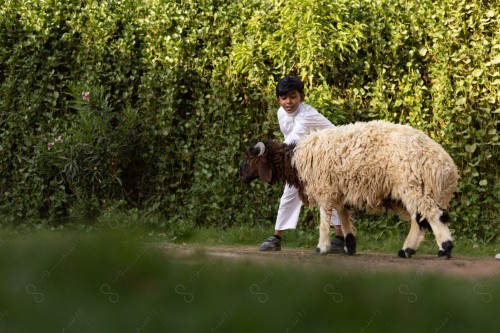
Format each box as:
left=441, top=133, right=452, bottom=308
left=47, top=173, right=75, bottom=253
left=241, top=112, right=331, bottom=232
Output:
left=239, top=120, right=459, bottom=259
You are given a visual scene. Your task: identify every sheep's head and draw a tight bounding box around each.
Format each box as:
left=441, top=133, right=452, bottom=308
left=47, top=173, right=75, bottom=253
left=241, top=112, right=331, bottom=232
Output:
left=239, top=142, right=273, bottom=184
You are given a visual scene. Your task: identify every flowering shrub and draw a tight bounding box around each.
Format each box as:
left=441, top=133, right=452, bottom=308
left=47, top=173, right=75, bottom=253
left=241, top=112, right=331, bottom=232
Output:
left=81, top=92, right=90, bottom=102
left=47, top=136, right=63, bottom=150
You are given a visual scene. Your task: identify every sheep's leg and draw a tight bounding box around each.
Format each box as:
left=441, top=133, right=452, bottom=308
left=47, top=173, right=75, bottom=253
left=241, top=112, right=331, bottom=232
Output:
left=338, top=208, right=356, bottom=255
left=425, top=208, right=453, bottom=259
left=317, top=207, right=332, bottom=255
left=398, top=219, right=425, bottom=259
left=406, top=196, right=454, bottom=259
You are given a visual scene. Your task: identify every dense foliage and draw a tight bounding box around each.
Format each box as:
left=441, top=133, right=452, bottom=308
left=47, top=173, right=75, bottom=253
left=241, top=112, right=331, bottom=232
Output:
left=0, top=0, right=498, bottom=242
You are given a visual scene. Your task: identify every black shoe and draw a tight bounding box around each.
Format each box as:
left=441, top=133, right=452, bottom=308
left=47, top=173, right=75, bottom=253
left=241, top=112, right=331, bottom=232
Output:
left=315, top=236, right=345, bottom=254
left=329, top=236, right=345, bottom=254
left=259, top=235, right=281, bottom=251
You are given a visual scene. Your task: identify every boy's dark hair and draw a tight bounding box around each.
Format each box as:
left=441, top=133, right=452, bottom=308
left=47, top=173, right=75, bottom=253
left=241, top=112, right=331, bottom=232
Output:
left=276, top=76, right=304, bottom=98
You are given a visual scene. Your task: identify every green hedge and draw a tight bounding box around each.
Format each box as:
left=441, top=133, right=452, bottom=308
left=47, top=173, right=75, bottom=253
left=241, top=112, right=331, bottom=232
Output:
left=0, top=0, right=498, bottom=242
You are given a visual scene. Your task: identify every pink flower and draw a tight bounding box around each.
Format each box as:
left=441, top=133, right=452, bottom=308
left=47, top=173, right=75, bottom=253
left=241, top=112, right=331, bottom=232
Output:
left=47, top=142, right=55, bottom=150
left=55, top=136, right=63, bottom=143
left=82, top=91, right=90, bottom=101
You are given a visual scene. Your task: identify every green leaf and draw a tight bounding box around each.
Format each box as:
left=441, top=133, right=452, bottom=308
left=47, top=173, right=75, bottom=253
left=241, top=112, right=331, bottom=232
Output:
left=471, top=69, right=483, bottom=77
left=465, top=144, right=477, bottom=153
left=490, top=54, right=500, bottom=65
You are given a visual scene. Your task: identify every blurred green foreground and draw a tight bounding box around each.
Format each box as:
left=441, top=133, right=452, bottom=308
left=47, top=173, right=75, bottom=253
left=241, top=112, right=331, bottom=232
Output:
left=0, top=232, right=498, bottom=333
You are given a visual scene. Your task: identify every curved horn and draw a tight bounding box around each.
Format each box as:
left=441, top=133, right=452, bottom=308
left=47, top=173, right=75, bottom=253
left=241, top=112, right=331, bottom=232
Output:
left=254, top=142, right=266, bottom=156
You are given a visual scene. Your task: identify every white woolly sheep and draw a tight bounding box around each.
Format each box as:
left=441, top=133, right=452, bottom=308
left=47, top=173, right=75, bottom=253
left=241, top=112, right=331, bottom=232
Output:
left=239, top=120, right=459, bottom=259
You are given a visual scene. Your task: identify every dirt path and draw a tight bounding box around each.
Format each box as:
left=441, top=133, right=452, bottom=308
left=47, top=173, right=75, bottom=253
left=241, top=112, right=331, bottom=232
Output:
left=157, top=243, right=499, bottom=279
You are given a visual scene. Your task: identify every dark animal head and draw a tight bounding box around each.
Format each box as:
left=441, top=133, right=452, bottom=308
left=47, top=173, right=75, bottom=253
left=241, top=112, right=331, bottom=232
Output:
left=239, top=142, right=274, bottom=184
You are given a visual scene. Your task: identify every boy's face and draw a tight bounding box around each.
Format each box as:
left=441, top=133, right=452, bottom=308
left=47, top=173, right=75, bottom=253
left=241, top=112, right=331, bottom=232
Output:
left=277, top=90, right=304, bottom=114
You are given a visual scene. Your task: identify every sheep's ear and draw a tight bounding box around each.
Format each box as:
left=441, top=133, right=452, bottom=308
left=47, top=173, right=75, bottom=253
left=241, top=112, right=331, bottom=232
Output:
left=258, top=160, right=272, bottom=183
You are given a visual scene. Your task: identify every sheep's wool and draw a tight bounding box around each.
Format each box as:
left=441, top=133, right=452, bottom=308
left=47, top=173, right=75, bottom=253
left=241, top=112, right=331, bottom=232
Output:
left=293, top=120, right=458, bottom=215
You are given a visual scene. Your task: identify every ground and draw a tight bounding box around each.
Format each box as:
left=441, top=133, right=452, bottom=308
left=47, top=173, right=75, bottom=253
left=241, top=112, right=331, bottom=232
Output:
left=158, top=243, right=499, bottom=279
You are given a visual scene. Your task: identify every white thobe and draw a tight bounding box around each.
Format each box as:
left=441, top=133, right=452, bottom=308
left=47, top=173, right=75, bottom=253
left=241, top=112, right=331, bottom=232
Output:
left=275, top=103, right=340, bottom=230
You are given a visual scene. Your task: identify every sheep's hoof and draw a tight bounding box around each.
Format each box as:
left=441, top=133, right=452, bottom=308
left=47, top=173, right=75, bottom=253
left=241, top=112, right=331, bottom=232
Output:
left=437, top=252, right=451, bottom=260
left=397, top=248, right=416, bottom=259
left=315, top=246, right=330, bottom=255
left=344, top=234, right=356, bottom=255
left=344, top=247, right=356, bottom=255
left=437, top=240, right=453, bottom=260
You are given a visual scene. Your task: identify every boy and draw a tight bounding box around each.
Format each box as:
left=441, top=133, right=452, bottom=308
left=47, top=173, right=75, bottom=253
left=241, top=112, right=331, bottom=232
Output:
left=259, top=76, right=345, bottom=252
